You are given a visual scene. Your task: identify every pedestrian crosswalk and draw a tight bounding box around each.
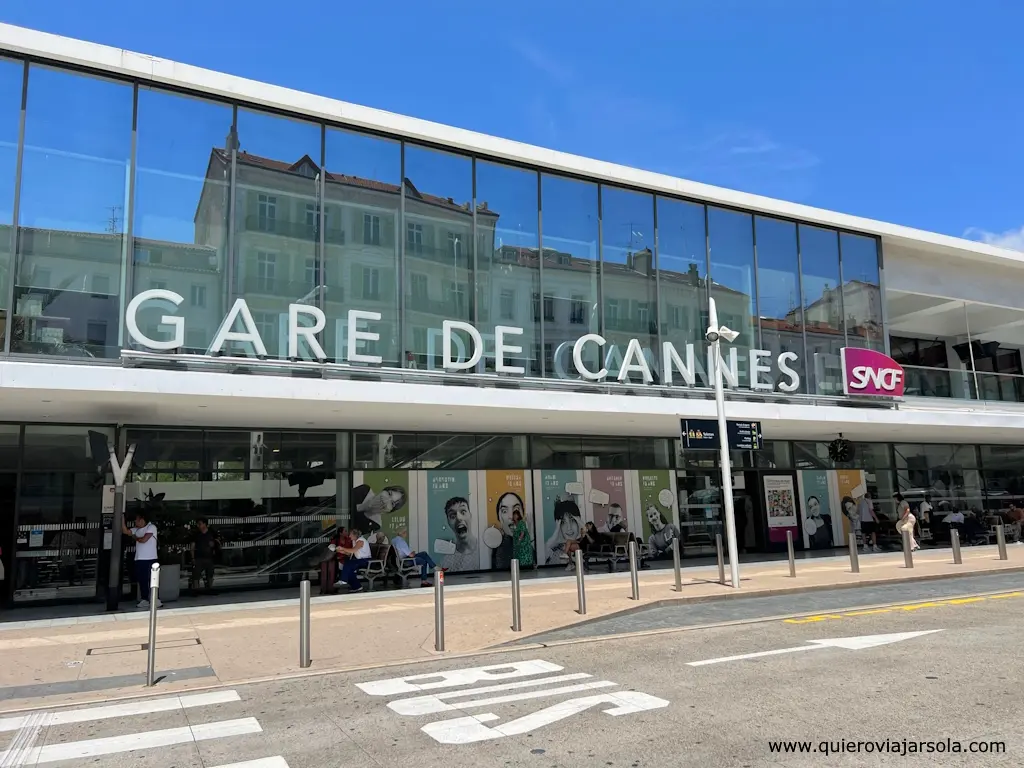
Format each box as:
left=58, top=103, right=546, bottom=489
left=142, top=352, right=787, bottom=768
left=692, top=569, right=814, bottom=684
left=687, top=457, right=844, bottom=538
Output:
left=0, top=690, right=290, bottom=767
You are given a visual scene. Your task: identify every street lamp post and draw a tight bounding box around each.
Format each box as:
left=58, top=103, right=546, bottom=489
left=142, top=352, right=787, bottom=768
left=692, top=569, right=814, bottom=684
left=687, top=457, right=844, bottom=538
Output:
left=706, top=297, right=741, bottom=589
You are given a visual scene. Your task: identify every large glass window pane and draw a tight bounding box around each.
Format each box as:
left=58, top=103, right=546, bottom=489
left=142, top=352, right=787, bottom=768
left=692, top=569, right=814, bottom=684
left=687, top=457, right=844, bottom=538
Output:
left=0, top=58, right=21, bottom=344
left=799, top=224, right=844, bottom=394
left=755, top=216, right=804, bottom=391
left=133, top=88, right=232, bottom=354
left=531, top=435, right=583, bottom=469
left=707, top=207, right=756, bottom=386
left=541, top=174, right=599, bottom=379
left=980, top=445, right=1024, bottom=511
left=893, top=443, right=983, bottom=520
left=324, top=128, right=400, bottom=366
left=475, top=161, right=540, bottom=375
left=231, top=108, right=321, bottom=358
left=840, top=232, right=883, bottom=351
left=657, top=198, right=706, bottom=374
left=403, top=144, right=473, bottom=370
left=601, top=186, right=655, bottom=383
left=964, top=302, right=1024, bottom=403
left=23, top=424, right=113, bottom=472
left=14, top=67, right=132, bottom=359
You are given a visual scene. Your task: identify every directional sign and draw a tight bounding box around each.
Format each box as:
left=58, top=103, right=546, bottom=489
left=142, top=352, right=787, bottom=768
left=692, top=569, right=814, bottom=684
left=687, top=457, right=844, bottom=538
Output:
left=686, top=630, right=942, bottom=667
left=681, top=419, right=763, bottom=451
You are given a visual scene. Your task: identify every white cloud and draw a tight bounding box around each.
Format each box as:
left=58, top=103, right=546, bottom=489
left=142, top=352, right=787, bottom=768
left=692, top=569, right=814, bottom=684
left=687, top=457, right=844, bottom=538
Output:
left=963, top=225, right=1024, bottom=252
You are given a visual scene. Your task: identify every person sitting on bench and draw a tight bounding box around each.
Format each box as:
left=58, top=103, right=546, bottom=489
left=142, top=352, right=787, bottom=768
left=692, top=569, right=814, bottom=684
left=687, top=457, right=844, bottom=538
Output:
left=336, top=526, right=371, bottom=593
left=391, top=528, right=436, bottom=587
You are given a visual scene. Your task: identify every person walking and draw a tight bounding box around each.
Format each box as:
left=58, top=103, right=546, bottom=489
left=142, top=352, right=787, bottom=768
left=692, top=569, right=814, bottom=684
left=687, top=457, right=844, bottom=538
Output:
left=511, top=510, right=535, bottom=568
left=858, top=491, right=881, bottom=553
left=122, top=511, right=160, bottom=608
left=895, top=493, right=919, bottom=551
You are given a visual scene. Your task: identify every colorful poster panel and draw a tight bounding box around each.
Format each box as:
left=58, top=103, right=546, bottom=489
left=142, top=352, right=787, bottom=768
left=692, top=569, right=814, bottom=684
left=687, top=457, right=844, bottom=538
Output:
left=763, top=474, right=798, bottom=543
left=483, top=470, right=533, bottom=570
left=537, top=470, right=584, bottom=565
left=835, top=469, right=867, bottom=540
left=425, top=470, right=478, bottom=572
left=352, top=470, right=410, bottom=541
left=638, top=469, right=679, bottom=559
left=797, top=470, right=836, bottom=549
left=588, top=470, right=628, bottom=533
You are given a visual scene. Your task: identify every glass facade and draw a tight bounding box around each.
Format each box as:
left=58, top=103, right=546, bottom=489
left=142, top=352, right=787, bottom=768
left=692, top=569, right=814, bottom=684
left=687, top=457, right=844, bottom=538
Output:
left=0, top=53, right=888, bottom=398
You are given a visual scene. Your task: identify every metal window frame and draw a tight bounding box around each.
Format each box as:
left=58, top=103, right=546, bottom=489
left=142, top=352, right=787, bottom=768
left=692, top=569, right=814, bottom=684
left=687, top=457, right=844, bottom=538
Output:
left=317, top=122, right=326, bottom=317
left=471, top=156, right=478, bottom=330
left=751, top=214, right=762, bottom=352
left=794, top=224, right=810, bottom=394
left=3, top=60, right=27, bottom=356
left=225, top=104, right=238, bottom=311
left=652, top=193, right=662, bottom=380
left=537, top=170, right=545, bottom=378
left=835, top=228, right=849, bottom=348
left=398, top=141, right=406, bottom=366
left=596, top=183, right=604, bottom=337
left=875, top=236, right=890, bottom=356
left=118, top=83, right=139, bottom=350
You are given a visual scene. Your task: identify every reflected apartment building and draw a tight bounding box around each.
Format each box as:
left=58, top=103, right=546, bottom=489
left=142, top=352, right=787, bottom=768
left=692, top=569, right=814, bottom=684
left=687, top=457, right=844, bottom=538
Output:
left=3, top=24, right=1024, bottom=609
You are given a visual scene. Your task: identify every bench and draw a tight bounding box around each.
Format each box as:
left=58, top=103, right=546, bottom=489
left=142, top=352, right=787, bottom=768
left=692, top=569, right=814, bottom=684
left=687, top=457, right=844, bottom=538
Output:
left=355, top=544, right=390, bottom=591
left=582, top=533, right=647, bottom=572
left=384, top=546, right=425, bottom=588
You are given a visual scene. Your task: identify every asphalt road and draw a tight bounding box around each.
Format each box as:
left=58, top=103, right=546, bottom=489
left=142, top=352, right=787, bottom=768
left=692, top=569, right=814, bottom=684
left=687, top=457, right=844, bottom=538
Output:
left=3, top=588, right=1023, bottom=767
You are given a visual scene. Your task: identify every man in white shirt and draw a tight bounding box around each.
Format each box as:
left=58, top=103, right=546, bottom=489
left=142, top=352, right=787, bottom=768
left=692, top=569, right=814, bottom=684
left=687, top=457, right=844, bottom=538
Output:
left=391, top=528, right=437, bottom=587
left=122, top=511, right=160, bottom=608
left=336, top=526, right=371, bottom=593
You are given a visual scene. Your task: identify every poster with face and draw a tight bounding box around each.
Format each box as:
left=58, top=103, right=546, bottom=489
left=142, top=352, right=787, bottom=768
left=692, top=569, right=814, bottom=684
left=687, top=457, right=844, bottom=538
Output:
left=538, top=470, right=583, bottom=565
left=797, top=470, right=835, bottom=549
left=638, top=469, right=679, bottom=558
left=835, top=469, right=867, bottom=541
left=426, top=470, right=478, bottom=572
left=588, top=470, right=628, bottom=533
left=484, top=470, right=531, bottom=570
left=352, top=470, right=409, bottom=541
left=763, top=474, right=798, bottom=543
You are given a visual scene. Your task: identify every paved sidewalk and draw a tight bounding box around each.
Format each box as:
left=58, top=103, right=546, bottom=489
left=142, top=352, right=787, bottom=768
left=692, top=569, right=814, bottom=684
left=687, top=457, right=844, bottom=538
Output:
left=0, top=544, right=1021, bottom=712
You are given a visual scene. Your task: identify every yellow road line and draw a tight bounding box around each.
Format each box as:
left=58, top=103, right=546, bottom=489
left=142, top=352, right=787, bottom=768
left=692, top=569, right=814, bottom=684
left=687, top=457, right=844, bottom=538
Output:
left=784, top=591, right=1023, bottom=624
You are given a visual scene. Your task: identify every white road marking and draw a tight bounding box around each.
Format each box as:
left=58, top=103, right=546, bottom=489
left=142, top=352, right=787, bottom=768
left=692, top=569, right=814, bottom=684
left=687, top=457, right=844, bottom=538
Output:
left=0, top=717, right=262, bottom=765
left=421, top=691, right=670, bottom=744
left=390, top=680, right=618, bottom=716
left=687, top=630, right=943, bottom=667
left=0, top=711, right=45, bottom=767
left=208, top=759, right=290, bottom=768
left=0, top=690, right=241, bottom=733
left=357, top=659, right=563, bottom=696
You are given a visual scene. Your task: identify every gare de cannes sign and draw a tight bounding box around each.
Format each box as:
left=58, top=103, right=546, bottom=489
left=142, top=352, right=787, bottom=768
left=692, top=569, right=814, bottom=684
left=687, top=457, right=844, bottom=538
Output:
left=123, top=289, right=875, bottom=395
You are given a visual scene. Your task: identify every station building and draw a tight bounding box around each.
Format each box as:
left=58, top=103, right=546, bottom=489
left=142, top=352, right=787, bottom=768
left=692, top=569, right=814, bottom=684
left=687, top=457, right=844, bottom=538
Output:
left=0, top=23, right=1022, bottom=608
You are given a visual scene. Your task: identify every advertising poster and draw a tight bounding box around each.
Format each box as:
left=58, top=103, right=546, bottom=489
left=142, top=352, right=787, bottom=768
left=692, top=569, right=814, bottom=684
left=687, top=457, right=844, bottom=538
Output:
left=763, top=474, right=798, bottom=543
left=484, top=470, right=532, bottom=570
left=797, top=470, right=836, bottom=549
left=426, top=470, right=478, bottom=572
left=835, top=469, right=867, bottom=540
left=352, top=470, right=410, bottom=541
left=638, top=469, right=679, bottom=559
left=588, top=470, right=628, bottom=534
left=538, top=470, right=583, bottom=565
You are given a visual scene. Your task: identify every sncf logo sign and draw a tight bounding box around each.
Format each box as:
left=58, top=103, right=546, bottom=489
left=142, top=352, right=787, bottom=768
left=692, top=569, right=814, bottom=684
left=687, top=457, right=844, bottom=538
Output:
left=841, top=347, right=905, bottom=398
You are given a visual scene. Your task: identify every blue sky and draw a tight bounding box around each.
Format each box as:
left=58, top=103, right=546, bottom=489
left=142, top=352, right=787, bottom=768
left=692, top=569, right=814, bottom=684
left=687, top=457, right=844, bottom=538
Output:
left=2, top=0, right=1023, bottom=249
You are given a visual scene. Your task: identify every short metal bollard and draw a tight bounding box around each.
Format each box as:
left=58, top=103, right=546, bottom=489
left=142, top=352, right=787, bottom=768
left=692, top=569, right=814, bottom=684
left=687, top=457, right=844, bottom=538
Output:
left=146, top=563, right=160, bottom=687
left=716, top=533, right=726, bottom=585
left=848, top=533, right=860, bottom=574
left=997, top=524, right=1008, bottom=561
left=510, top=559, right=522, bottom=632
left=786, top=530, right=796, bottom=578
left=299, top=579, right=311, bottom=668
left=628, top=541, right=640, bottom=600
left=671, top=538, right=682, bottom=592
left=434, top=570, right=445, bottom=652
left=951, top=529, right=963, bottom=565
left=574, top=549, right=586, bottom=615
left=902, top=529, right=914, bottom=568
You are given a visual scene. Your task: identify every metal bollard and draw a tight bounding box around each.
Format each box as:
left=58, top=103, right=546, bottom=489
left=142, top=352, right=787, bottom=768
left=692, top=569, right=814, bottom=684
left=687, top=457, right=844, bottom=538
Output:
left=951, top=529, right=962, bottom=564
left=510, top=559, right=522, bottom=632
left=146, top=563, right=160, bottom=687
left=786, top=530, right=796, bottom=578
left=671, top=538, right=682, bottom=592
left=997, top=524, right=1008, bottom=561
left=574, top=549, right=586, bottom=615
left=902, top=529, right=914, bottom=569
left=848, top=533, right=860, bottom=574
left=299, top=579, right=311, bottom=668
left=434, top=570, right=445, bottom=652
left=628, top=541, right=640, bottom=600
left=716, top=533, right=726, bottom=585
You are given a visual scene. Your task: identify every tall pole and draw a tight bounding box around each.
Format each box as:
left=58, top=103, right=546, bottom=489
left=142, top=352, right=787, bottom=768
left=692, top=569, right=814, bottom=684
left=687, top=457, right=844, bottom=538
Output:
left=710, top=297, right=740, bottom=589
left=106, top=485, right=125, bottom=611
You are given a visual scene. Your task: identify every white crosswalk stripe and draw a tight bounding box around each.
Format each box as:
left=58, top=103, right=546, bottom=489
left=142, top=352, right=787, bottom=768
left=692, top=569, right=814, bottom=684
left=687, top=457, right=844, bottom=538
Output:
left=0, top=689, right=289, bottom=767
